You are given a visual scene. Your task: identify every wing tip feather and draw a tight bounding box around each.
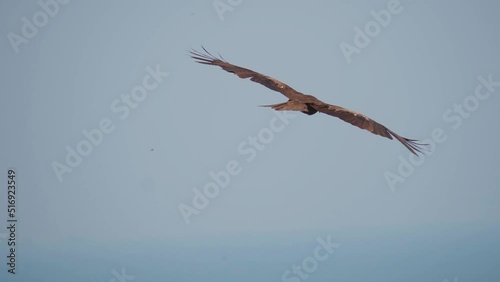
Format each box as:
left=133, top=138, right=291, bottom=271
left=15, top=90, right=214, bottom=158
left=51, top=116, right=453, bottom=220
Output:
left=189, top=46, right=227, bottom=64
left=388, top=130, right=429, bottom=156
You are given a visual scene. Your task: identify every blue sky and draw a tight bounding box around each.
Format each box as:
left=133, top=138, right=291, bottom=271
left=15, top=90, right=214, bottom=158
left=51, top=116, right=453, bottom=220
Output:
left=1, top=0, right=499, bottom=281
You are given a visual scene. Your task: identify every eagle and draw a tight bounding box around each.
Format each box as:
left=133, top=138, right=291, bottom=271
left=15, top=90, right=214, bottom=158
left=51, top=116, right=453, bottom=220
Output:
left=190, top=47, right=426, bottom=156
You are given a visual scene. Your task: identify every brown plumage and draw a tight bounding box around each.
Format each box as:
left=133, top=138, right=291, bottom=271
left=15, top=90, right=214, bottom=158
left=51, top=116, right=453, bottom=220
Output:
left=190, top=47, right=426, bottom=155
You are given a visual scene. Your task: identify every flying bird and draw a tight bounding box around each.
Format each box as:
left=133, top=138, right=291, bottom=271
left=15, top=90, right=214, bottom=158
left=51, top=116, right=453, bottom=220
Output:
left=190, top=47, right=426, bottom=155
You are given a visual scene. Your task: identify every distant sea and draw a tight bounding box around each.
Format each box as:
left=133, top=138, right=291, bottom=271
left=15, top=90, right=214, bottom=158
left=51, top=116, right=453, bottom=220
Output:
left=2, top=223, right=498, bottom=282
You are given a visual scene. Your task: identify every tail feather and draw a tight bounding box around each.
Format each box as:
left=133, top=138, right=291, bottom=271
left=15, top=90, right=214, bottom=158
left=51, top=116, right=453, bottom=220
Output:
left=259, top=100, right=309, bottom=112
left=259, top=102, right=290, bottom=110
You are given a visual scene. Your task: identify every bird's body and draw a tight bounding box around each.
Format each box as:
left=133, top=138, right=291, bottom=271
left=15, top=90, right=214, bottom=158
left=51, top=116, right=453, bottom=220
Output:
left=190, top=47, right=426, bottom=155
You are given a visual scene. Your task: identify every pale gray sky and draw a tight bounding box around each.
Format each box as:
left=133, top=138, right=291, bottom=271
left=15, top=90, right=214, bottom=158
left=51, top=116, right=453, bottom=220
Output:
left=1, top=1, right=499, bottom=281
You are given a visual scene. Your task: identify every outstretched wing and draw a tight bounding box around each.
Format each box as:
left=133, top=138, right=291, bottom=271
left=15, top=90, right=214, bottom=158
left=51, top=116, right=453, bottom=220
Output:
left=190, top=47, right=302, bottom=100
left=311, top=103, right=426, bottom=155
